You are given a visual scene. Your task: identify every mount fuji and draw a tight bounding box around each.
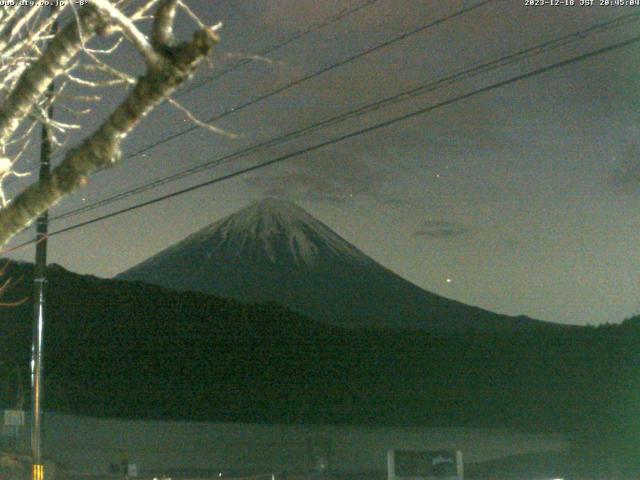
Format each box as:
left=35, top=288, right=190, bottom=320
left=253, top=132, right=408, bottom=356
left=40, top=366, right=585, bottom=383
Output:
left=117, top=198, right=557, bottom=332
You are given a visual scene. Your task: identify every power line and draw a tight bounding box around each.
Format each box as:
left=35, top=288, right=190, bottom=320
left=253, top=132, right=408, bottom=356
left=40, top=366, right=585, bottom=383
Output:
left=49, top=0, right=384, bottom=164
left=87, top=0, right=497, bottom=170
left=52, top=0, right=498, bottom=219
left=176, top=0, right=385, bottom=98
left=70, top=0, right=385, bottom=101
left=52, top=10, right=640, bottom=221
left=28, top=32, right=640, bottom=246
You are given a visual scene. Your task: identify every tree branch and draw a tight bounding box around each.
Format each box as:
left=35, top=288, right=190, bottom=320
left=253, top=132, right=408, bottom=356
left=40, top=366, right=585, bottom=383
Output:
left=0, top=6, right=107, bottom=147
left=151, top=0, right=179, bottom=50
left=0, top=26, right=219, bottom=245
left=89, top=0, right=162, bottom=66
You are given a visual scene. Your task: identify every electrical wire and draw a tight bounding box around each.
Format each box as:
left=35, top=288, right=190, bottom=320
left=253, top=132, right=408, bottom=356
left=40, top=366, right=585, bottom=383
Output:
left=51, top=9, right=640, bottom=221
left=59, top=0, right=385, bottom=100
left=81, top=0, right=498, bottom=171
left=48, top=0, right=385, bottom=163
left=21, top=31, right=640, bottom=248
left=175, top=0, right=385, bottom=98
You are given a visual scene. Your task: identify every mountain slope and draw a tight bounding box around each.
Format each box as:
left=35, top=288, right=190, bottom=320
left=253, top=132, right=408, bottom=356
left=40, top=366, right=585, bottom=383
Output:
left=118, top=198, right=559, bottom=332
left=0, top=260, right=636, bottom=439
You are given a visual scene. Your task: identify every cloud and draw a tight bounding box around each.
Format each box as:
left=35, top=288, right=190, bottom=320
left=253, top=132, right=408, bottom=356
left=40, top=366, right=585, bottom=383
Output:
left=243, top=152, right=408, bottom=206
left=414, top=220, right=469, bottom=239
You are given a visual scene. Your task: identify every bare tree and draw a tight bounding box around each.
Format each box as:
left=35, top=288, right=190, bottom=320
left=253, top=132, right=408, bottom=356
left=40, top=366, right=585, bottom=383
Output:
left=0, top=0, right=221, bottom=246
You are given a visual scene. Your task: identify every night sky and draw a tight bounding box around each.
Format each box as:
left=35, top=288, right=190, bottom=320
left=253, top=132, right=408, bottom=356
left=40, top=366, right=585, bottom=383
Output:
left=4, top=0, right=640, bottom=326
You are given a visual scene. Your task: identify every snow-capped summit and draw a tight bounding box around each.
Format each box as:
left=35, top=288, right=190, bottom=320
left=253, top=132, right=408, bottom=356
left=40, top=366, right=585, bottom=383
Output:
left=193, top=198, right=370, bottom=266
left=118, top=198, right=554, bottom=332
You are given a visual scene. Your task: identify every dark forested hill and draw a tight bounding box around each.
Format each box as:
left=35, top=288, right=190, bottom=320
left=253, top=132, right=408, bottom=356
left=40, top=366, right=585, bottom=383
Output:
left=0, top=260, right=638, bottom=449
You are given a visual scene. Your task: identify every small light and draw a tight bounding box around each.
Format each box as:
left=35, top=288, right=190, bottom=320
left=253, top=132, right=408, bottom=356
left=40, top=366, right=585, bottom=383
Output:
left=446, top=278, right=452, bottom=283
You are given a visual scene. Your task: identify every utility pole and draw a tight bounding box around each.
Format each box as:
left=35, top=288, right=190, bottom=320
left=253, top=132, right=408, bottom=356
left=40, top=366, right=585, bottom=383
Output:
left=31, top=92, right=52, bottom=480
left=31, top=9, right=56, bottom=480
left=31, top=82, right=52, bottom=480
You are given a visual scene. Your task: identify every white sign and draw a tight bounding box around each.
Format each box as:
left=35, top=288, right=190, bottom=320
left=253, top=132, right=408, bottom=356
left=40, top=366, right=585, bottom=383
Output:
left=3, top=410, right=25, bottom=426
left=388, top=450, right=463, bottom=480
left=127, top=464, right=138, bottom=477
